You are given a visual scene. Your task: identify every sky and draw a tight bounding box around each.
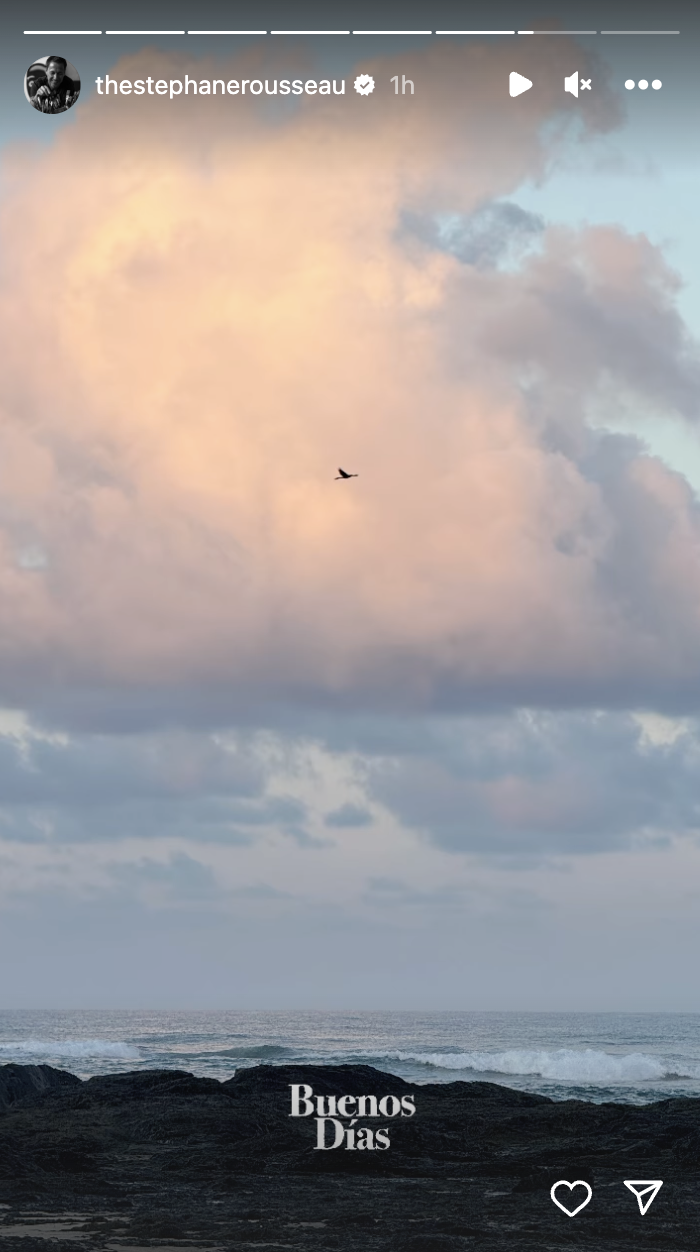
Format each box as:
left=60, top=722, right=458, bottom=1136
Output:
left=0, top=2, right=699, bottom=1010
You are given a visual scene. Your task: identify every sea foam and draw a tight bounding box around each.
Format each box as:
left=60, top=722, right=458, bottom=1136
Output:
left=0, top=1038, right=140, bottom=1059
left=366, top=1047, right=700, bottom=1084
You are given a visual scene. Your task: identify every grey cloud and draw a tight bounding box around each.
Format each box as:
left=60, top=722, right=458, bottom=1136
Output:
left=0, top=728, right=262, bottom=805
left=361, top=710, right=700, bottom=855
left=229, top=883, right=292, bottom=900
left=363, top=876, right=470, bottom=908
left=475, top=230, right=700, bottom=423
left=3, top=702, right=700, bottom=861
left=107, top=852, right=221, bottom=901
left=402, top=200, right=545, bottom=269
left=0, top=727, right=309, bottom=844
left=0, top=797, right=255, bottom=846
left=366, top=876, right=407, bottom=894
left=324, top=803, right=373, bottom=828
left=361, top=875, right=552, bottom=915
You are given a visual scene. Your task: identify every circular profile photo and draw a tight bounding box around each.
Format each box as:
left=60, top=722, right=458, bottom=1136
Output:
left=25, top=55, right=80, bottom=114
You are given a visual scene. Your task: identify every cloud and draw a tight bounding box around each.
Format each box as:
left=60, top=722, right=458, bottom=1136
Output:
left=362, top=710, right=700, bottom=854
left=0, top=38, right=698, bottom=729
left=107, top=852, right=221, bottom=901
left=324, top=802, right=373, bottom=828
left=0, top=704, right=697, bottom=860
left=0, top=724, right=309, bottom=843
left=402, top=200, right=545, bottom=269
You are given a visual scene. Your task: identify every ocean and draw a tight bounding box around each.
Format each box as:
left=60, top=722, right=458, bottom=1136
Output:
left=1, top=1009, right=699, bottom=1106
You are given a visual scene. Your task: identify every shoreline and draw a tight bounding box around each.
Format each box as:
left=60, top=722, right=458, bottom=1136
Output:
left=1, top=1055, right=695, bottom=1106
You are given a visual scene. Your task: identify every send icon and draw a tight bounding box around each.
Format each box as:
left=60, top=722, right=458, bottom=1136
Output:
left=624, top=1180, right=663, bottom=1215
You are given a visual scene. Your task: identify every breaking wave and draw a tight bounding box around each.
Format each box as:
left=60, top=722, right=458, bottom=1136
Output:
left=365, top=1048, right=700, bottom=1085
left=0, top=1038, right=140, bottom=1060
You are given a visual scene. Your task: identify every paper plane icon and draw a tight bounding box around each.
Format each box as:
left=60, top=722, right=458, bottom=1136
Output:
left=624, top=1180, right=663, bottom=1215
left=509, top=72, right=533, bottom=97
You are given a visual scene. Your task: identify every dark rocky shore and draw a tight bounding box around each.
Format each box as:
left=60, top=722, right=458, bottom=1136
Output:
left=0, top=1062, right=698, bottom=1251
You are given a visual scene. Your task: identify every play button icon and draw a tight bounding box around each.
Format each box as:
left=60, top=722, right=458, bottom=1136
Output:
left=509, top=71, right=533, bottom=97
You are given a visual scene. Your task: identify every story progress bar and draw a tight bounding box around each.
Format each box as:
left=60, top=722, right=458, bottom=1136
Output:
left=24, top=29, right=681, bottom=36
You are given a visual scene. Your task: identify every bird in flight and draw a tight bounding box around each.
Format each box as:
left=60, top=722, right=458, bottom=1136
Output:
left=335, top=468, right=358, bottom=480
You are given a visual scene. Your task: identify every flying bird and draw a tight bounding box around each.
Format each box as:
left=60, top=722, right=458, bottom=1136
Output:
left=335, top=468, right=358, bottom=480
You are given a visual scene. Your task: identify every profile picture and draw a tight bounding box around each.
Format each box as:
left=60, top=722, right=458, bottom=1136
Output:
left=25, top=55, right=81, bottom=114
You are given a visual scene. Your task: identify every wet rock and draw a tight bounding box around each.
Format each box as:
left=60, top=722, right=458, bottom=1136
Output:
left=0, top=1062, right=697, bottom=1249
left=0, top=1064, right=81, bottom=1111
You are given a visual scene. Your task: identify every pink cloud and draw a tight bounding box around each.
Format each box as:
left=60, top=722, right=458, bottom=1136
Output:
left=0, top=39, right=698, bottom=714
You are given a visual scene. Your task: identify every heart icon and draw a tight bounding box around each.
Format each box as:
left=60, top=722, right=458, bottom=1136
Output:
left=550, top=1180, right=593, bottom=1217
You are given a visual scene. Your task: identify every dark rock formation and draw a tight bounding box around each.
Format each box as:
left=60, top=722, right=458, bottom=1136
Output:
left=0, top=1062, right=697, bottom=1249
left=0, top=1062, right=81, bottom=1110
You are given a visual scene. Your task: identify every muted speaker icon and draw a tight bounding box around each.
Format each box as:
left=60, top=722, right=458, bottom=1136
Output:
left=565, top=71, right=579, bottom=97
